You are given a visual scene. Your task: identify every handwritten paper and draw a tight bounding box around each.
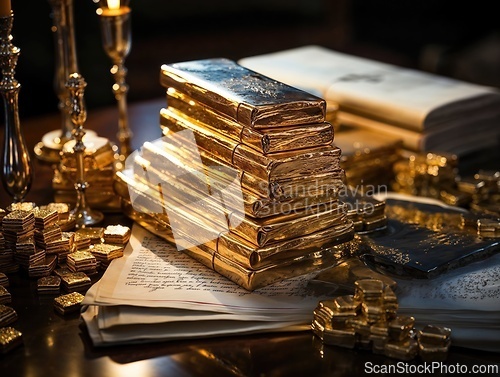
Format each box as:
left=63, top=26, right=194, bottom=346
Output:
left=81, top=224, right=333, bottom=345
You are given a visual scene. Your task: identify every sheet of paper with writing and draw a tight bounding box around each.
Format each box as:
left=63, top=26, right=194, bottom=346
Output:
left=87, top=224, right=329, bottom=314
left=81, top=224, right=334, bottom=345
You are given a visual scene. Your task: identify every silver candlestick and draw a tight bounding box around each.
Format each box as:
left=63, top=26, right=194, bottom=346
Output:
left=0, top=11, right=33, bottom=202
left=66, top=72, right=103, bottom=228
left=94, top=0, right=133, bottom=165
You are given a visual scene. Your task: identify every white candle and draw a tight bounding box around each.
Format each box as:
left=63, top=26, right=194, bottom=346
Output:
left=107, top=0, right=120, bottom=10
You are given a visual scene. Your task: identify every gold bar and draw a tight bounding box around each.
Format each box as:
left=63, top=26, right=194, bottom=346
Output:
left=0, top=327, right=23, bottom=354
left=120, top=199, right=344, bottom=291
left=388, top=316, right=415, bottom=341
left=167, top=89, right=333, bottom=154
left=322, top=327, right=357, bottom=348
left=417, top=325, right=451, bottom=345
left=160, top=107, right=341, bottom=182
left=218, top=222, right=354, bottom=269
left=385, top=339, right=418, bottom=361
left=160, top=58, right=326, bottom=128
left=130, top=163, right=334, bottom=219
left=118, top=176, right=353, bottom=269
left=139, top=136, right=344, bottom=201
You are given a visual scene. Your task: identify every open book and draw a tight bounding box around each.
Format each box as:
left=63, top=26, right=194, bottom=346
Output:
left=239, top=45, right=500, bottom=155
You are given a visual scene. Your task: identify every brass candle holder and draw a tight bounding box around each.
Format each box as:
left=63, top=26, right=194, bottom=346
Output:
left=66, top=72, right=104, bottom=228
left=34, top=0, right=96, bottom=164
left=94, top=0, right=133, bottom=166
left=0, top=11, right=33, bottom=202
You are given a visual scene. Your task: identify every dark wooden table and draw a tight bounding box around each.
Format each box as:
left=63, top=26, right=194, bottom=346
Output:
left=0, top=99, right=499, bottom=377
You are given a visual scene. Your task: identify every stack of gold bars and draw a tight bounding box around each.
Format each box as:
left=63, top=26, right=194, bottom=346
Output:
left=333, top=124, right=403, bottom=189
left=312, top=278, right=451, bottom=362
left=392, top=152, right=465, bottom=205
left=392, top=152, right=500, bottom=218
left=114, top=58, right=355, bottom=290
left=52, top=136, right=121, bottom=211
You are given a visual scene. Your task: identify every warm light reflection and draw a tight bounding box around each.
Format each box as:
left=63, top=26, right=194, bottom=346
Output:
left=103, top=360, right=155, bottom=377
left=46, top=335, right=54, bottom=348
left=107, top=0, right=120, bottom=9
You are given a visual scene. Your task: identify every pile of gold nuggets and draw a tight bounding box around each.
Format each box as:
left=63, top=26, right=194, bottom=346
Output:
left=312, top=278, right=451, bottom=362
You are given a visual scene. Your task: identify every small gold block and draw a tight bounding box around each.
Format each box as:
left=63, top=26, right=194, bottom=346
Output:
left=388, top=316, right=415, bottom=341
left=417, top=325, right=451, bottom=346
left=418, top=340, right=451, bottom=362
left=75, top=227, right=104, bottom=245
left=54, top=292, right=85, bottom=315
left=332, top=295, right=360, bottom=313
left=0, top=327, right=23, bottom=354
left=385, top=338, right=418, bottom=361
left=322, top=327, right=357, bottom=348
left=354, top=279, right=384, bottom=301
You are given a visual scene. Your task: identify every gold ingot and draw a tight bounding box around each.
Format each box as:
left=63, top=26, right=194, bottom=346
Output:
left=322, top=327, right=357, bottom=349
left=417, top=325, right=451, bottom=346
left=354, top=279, right=384, bottom=301
left=418, top=340, right=451, bottom=362
left=385, top=339, right=418, bottom=361
left=370, top=333, right=388, bottom=354
left=388, top=316, right=415, bottom=341
left=332, top=295, right=360, bottom=313
left=361, top=302, right=384, bottom=324
left=346, top=316, right=371, bottom=336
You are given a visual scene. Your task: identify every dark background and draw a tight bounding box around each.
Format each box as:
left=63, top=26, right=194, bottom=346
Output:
left=5, top=0, right=500, bottom=120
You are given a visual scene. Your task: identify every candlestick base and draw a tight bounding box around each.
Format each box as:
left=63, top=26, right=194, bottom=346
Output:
left=70, top=206, right=104, bottom=229
left=34, top=129, right=98, bottom=164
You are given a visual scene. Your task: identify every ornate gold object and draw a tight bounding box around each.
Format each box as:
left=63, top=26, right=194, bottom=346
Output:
left=94, top=0, right=133, bottom=163
left=0, top=11, right=33, bottom=202
left=65, top=73, right=104, bottom=228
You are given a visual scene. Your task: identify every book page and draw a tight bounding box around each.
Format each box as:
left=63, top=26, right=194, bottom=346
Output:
left=239, top=45, right=500, bottom=131
left=88, top=224, right=329, bottom=314
left=81, top=305, right=308, bottom=345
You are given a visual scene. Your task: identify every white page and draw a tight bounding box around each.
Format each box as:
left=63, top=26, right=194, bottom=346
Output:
left=97, top=305, right=309, bottom=329
left=87, top=224, right=331, bottom=315
left=239, top=45, right=500, bottom=131
left=82, top=306, right=308, bottom=346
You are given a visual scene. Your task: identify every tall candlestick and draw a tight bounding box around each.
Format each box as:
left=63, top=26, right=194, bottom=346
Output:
left=66, top=72, right=104, bottom=228
left=0, top=11, right=33, bottom=202
left=34, top=0, right=97, bottom=164
left=94, top=0, right=133, bottom=167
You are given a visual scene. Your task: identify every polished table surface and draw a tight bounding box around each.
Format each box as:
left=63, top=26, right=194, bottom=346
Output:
left=1, top=99, right=499, bottom=377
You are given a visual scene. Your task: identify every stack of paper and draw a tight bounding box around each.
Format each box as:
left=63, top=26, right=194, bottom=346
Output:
left=82, top=225, right=334, bottom=346
left=115, top=58, right=355, bottom=290
left=239, top=45, right=500, bottom=156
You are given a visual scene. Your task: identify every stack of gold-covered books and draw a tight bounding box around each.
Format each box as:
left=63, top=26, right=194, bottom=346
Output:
left=114, top=58, right=355, bottom=290
left=52, top=136, right=121, bottom=211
